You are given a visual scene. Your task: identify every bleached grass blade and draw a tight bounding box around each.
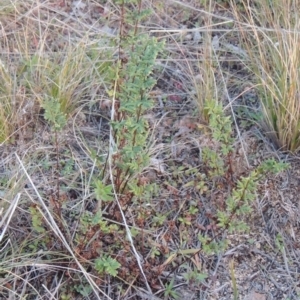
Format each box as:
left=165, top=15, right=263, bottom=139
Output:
left=0, top=193, right=20, bottom=242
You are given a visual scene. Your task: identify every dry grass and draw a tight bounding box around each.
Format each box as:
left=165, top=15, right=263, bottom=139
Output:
left=234, top=0, right=300, bottom=152
left=0, top=0, right=299, bottom=299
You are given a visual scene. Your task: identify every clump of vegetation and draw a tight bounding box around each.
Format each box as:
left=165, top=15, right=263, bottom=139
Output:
left=167, top=99, right=287, bottom=272
left=234, top=0, right=300, bottom=152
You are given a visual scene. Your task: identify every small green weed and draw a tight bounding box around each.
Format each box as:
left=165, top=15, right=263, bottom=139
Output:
left=29, top=205, right=46, bottom=234
left=202, top=100, right=288, bottom=248
left=168, top=99, right=288, bottom=276
left=163, top=278, right=179, bottom=300
left=95, top=255, right=121, bottom=277
left=183, top=268, right=207, bottom=285
left=74, top=284, right=93, bottom=297
left=41, top=97, right=67, bottom=131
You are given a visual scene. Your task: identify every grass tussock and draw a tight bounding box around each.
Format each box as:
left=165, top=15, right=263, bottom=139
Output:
left=234, top=0, right=300, bottom=152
